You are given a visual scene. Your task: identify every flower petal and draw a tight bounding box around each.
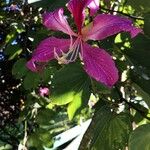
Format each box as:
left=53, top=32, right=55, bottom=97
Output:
left=82, top=14, right=142, bottom=40
left=26, top=37, right=70, bottom=72
left=87, top=0, right=99, bottom=16
left=82, top=43, right=118, bottom=87
left=43, top=8, right=76, bottom=36
left=67, top=0, right=99, bottom=32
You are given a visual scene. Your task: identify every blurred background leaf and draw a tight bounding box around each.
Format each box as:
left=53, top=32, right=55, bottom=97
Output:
left=129, top=124, right=150, bottom=150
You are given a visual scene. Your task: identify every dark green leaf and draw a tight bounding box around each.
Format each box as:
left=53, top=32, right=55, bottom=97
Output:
left=23, top=72, right=41, bottom=90
left=125, top=34, right=150, bottom=69
left=5, top=44, right=22, bottom=58
left=41, top=64, right=55, bottom=83
left=28, top=27, right=49, bottom=48
left=144, top=13, right=150, bottom=37
left=27, top=133, right=44, bottom=150
left=79, top=106, right=131, bottom=150
left=129, top=124, right=150, bottom=150
left=92, top=80, right=111, bottom=94
left=12, top=58, right=28, bottom=79
left=130, top=71, right=150, bottom=97
left=36, top=108, right=55, bottom=126
left=127, top=0, right=150, bottom=13
left=133, top=83, right=150, bottom=108
left=29, top=0, right=68, bottom=11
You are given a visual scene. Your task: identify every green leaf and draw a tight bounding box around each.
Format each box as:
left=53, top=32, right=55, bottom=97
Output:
left=29, top=0, right=68, bottom=11
left=41, top=64, right=56, bottom=83
left=92, top=80, right=111, bottom=94
left=27, top=133, right=44, bottom=150
left=67, top=80, right=90, bottom=120
left=144, top=13, right=150, bottom=37
left=125, top=34, right=150, bottom=69
left=12, top=58, right=28, bottom=79
left=38, top=128, right=53, bottom=148
left=127, top=0, right=150, bottom=13
left=123, top=34, right=150, bottom=106
left=51, top=63, right=91, bottom=106
left=130, top=71, right=150, bottom=97
left=129, top=124, right=150, bottom=150
left=23, top=72, right=41, bottom=90
left=28, top=27, right=49, bottom=48
left=79, top=106, right=132, bottom=150
left=5, top=31, right=16, bottom=44
left=133, top=83, right=150, bottom=108
left=5, top=44, right=22, bottom=56
left=36, top=108, right=55, bottom=126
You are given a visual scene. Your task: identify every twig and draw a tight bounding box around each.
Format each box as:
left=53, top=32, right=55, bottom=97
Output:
left=101, top=7, right=144, bottom=20
left=115, top=86, right=150, bottom=120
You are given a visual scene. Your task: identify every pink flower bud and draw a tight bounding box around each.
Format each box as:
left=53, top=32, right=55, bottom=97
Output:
left=39, top=87, right=49, bottom=97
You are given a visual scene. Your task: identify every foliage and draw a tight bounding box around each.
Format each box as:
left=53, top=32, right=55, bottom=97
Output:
left=0, top=0, right=150, bottom=150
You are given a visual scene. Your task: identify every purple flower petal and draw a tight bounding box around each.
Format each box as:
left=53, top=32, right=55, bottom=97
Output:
left=87, top=0, right=99, bottom=16
left=26, top=58, right=39, bottom=72
left=82, top=43, right=119, bottom=87
left=82, top=14, right=142, bottom=40
left=67, top=0, right=99, bottom=33
left=26, top=37, right=70, bottom=72
left=43, top=8, right=76, bottom=36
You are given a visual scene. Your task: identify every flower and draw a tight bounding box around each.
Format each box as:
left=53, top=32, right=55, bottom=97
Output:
left=26, top=0, right=142, bottom=87
left=39, top=87, right=50, bottom=97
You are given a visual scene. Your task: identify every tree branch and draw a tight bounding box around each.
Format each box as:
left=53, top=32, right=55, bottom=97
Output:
left=115, top=86, right=150, bottom=120
left=101, top=7, right=144, bottom=20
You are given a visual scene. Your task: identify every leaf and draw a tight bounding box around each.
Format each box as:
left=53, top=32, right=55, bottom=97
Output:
left=27, top=133, right=44, bottom=150
left=130, top=71, right=150, bottom=97
left=67, top=80, right=91, bottom=120
left=123, top=34, right=150, bottom=106
left=5, top=31, right=16, bottom=44
left=125, top=34, right=150, bottom=69
left=29, top=0, right=68, bottom=11
left=12, top=58, right=28, bottom=79
left=8, top=49, right=22, bottom=60
left=92, top=80, right=111, bottom=94
left=51, top=63, right=91, bottom=106
left=28, top=27, right=49, bottom=48
left=144, top=13, right=150, bottom=37
left=38, top=128, right=53, bottom=148
left=131, top=102, right=149, bottom=124
left=36, top=108, right=55, bottom=126
left=133, top=83, right=150, bottom=108
left=41, top=64, right=56, bottom=83
left=5, top=44, right=22, bottom=55
left=126, top=0, right=150, bottom=13
left=23, top=72, right=41, bottom=90
left=79, top=106, right=132, bottom=150
left=129, top=124, right=150, bottom=150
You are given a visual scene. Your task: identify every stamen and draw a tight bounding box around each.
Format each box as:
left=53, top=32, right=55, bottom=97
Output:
left=79, top=52, right=83, bottom=61
left=79, top=40, right=83, bottom=61
left=54, top=48, right=68, bottom=64
left=70, top=44, right=80, bottom=61
left=66, top=43, right=80, bottom=62
left=54, top=37, right=82, bottom=64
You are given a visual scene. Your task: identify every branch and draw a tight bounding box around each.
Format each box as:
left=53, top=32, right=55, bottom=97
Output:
left=115, top=86, right=150, bottom=120
left=101, top=7, right=144, bottom=20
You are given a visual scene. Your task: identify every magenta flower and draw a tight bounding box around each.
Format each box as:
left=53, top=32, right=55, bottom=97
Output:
left=39, top=87, right=50, bottom=97
left=26, top=0, right=142, bottom=87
